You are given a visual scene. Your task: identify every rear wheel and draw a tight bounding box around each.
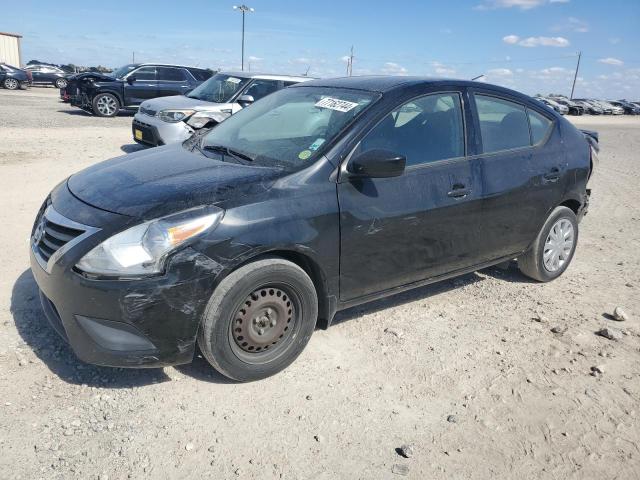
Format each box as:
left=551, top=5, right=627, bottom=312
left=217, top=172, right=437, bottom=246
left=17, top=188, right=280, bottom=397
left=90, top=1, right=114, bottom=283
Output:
left=518, top=206, right=578, bottom=282
left=55, top=78, right=68, bottom=89
left=92, top=93, right=120, bottom=117
left=3, top=78, right=19, bottom=90
left=197, top=258, right=318, bottom=382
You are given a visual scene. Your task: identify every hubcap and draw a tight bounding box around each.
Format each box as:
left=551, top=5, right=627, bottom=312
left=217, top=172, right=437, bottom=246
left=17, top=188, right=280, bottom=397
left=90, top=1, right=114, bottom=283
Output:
left=6, top=79, right=18, bottom=89
left=232, top=287, right=294, bottom=353
left=96, top=96, right=117, bottom=115
left=543, top=218, right=574, bottom=272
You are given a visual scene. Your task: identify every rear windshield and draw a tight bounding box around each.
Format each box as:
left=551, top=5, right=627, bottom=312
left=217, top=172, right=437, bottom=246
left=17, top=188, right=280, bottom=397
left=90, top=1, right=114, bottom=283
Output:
left=186, top=74, right=251, bottom=103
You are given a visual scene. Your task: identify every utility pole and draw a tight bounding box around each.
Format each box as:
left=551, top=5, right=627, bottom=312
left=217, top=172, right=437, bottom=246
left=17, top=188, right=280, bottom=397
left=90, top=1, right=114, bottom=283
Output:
left=348, top=46, right=354, bottom=76
left=233, top=4, right=254, bottom=71
left=132, top=51, right=135, bottom=63
left=570, top=51, right=581, bottom=100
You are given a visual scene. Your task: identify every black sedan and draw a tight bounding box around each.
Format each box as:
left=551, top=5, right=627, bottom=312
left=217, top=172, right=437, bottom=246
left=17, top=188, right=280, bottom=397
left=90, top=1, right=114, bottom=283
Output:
left=30, top=77, right=596, bottom=381
left=24, top=64, right=69, bottom=89
left=0, top=63, right=31, bottom=90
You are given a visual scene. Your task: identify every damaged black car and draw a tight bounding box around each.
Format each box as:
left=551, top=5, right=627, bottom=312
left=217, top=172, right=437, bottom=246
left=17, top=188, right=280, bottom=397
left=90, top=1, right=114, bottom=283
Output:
left=30, top=77, right=596, bottom=381
left=63, top=63, right=213, bottom=116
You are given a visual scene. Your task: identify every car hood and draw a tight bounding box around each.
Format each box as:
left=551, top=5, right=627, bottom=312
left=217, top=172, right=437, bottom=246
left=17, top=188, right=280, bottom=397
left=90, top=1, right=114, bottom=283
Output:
left=67, top=144, right=280, bottom=218
left=141, top=95, right=231, bottom=112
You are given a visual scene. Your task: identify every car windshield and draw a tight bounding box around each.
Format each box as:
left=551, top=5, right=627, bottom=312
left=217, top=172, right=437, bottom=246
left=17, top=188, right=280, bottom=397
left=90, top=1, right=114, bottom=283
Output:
left=111, top=64, right=138, bottom=79
left=200, top=86, right=379, bottom=170
left=186, top=73, right=251, bottom=103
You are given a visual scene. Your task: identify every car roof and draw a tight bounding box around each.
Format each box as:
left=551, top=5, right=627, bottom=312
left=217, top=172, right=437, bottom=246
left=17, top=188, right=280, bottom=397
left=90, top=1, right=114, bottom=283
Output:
left=137, top=63, right=211, bottom=70
left=218, top=71, right=314, bottom=82
left=291, top=75, right=535, bottom=100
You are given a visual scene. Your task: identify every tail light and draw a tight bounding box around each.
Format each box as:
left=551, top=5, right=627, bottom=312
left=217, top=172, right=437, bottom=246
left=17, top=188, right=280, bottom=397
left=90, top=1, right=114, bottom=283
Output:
left=26, top=71, right=33, bottom=81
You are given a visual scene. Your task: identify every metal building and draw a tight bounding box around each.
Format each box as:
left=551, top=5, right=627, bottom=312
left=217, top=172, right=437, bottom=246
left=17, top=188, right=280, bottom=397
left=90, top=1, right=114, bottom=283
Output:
left=0, top=32, right=22, bottom=66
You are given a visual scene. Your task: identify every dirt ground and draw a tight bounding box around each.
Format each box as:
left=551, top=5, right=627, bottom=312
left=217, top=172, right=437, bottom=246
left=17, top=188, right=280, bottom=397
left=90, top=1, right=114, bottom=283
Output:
left=1, top=88, right=639, bottom=480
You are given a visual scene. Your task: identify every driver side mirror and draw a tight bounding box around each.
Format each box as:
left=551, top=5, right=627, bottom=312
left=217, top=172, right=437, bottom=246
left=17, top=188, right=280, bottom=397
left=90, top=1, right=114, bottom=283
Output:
left=348, top=149, right=406, bottom=178
left=238, top=94, right=254, bottom=106
left=126, top=76, right=136, bottom=85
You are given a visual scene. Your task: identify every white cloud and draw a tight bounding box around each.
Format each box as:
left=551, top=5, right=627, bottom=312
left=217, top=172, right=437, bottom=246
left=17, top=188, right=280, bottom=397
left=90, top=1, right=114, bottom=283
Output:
left=247, top=56, right=263, bottom=62
left=340, top=55, right=350, bottom=63
left=608, top=37, right=621, bottom=45
left=506, top=36, right=570, bottom=47
left=598, top=57, right=624, bottom=66
left=567, top=17, right=589, bottom=32
left=289, top=57, right=311, bottom=65
left=487, top=68, right=513, bottom=76
left=475, top=0, right=568, bottom=10
left=431, top=61, right=456, bottom=76
left=380, top=62, right=408, bottom=75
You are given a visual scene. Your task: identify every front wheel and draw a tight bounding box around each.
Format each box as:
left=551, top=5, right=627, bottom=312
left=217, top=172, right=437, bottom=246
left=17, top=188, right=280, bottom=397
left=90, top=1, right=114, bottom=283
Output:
left=92, top=93, right=120, bottom=117
left=3, top=78, right=19, bottom=90
left=198, top=258, right=318, bottom=382
left=518, top=206, right=579, bottom=282
left=55, top=78, right=68, bottom=89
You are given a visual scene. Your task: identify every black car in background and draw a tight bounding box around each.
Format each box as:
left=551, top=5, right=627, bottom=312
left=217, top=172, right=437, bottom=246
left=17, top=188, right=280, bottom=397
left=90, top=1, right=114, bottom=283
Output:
left=0, top=63, right=32, bottom=90
left=66, top=63, right=214, bottom=117
left=24, top=64, right=70, bottom=89
left=30, top=76, right=596, bottom=381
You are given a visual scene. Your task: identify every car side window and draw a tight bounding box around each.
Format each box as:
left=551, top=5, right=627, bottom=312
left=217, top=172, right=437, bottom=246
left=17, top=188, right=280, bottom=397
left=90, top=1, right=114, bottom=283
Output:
left=156, top=67, right=187, bottom=82
left=283, top=81, right=299, bottom=87
left=243, top=80, right=280, bottom=101
left=131, top=67, right=156, bottom=81
left=527, top=109, right=552, bottom=145
left=474, top=94, right=530, bottom=153
left=358, top=92, right=465, bottom=167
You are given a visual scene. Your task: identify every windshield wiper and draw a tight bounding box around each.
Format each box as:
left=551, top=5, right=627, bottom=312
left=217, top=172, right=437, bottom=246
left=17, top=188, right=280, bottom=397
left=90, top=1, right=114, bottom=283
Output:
left=203, top=144, right=254, bottom=162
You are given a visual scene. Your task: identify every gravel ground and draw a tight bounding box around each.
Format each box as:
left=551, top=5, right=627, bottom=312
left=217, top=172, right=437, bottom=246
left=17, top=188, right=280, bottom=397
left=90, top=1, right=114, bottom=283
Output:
left=1, top=88, right=639, bottom=480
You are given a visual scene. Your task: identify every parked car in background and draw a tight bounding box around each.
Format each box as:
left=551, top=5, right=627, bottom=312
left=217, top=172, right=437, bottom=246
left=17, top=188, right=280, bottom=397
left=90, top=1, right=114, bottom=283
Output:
left=30, top=77, right=596, bottom=381
left=573, top=99, right=603, bottom=115
left=610, top=100, right=640, bottom=115
left=0, top=63, right=31, bottom=90
left=68, top=63, right=214, bottom=117
left=24, top=64, right=69, bottom=89
left=598, top=100, right=624, bottom=115
left=549, top=97, right=584, bottom=115
left=536, top=97, right=568, bottom=115
left=132, top=72, right=312, bottom=146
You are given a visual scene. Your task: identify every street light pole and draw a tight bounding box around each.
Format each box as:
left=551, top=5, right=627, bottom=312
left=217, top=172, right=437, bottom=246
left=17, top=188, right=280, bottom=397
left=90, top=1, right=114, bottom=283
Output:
left=233, top=4, right=254, bottom=71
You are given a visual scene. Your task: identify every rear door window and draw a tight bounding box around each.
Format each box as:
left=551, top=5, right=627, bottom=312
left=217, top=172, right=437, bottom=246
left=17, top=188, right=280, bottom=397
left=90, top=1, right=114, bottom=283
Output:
left=474, top=94, right=530, bottom=153
left=527, top=109, right=553, bottom=145
left=157, top=67, right=187, bottom=82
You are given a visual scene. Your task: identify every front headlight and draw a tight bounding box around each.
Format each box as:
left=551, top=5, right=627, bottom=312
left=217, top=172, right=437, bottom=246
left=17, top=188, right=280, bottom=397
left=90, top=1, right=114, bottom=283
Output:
left=186, top=111, right=231, bottom=129
left=157, top=109, right=196, bottom=123
left=76, top=206, right=224, bottom=278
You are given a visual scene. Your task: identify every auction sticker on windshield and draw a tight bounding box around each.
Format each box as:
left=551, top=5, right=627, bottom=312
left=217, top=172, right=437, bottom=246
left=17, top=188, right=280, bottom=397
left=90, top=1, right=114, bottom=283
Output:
left=226, top=77, right=242, bottom=84
left=315, top=97, right=359, bottom=112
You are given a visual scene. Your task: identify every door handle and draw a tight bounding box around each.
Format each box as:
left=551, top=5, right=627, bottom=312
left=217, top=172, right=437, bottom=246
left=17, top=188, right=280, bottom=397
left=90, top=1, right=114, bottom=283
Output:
left=543, top=167, right=561, bottom=182
left=447, top=185, right=471, bottom=199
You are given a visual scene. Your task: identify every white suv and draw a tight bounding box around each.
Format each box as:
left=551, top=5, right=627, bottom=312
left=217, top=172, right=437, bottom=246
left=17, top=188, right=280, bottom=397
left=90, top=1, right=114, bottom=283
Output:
left=132, top=72, right=312, bottom=146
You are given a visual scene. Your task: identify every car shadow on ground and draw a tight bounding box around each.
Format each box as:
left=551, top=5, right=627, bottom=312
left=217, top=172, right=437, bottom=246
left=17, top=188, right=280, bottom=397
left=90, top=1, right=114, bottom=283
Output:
left=120, top=144, right=146, bottom=154
left=56, top=109, right=136, bottom=117
left=333, top=262, right=533, bottom=325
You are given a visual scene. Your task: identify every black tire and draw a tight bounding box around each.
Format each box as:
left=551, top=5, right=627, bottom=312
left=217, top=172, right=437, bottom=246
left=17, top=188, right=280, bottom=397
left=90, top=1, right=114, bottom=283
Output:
left=197, top=258, right=318, bottom=382
left=3, top=78, right=19, bottom=90
left=518, top=206, right=579, bottom=282
left=19, top=82, right=28, bottom=90
left=92, top=92, right=120, bottom=117
left=55, top=78, right=67, bottom=89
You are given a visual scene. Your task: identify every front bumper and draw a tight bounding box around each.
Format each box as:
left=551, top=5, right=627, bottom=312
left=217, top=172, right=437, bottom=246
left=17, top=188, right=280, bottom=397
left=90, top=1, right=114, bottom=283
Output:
left=29, top=186, right=222, bottom=368
left=132, top=113, right=193, bottom=147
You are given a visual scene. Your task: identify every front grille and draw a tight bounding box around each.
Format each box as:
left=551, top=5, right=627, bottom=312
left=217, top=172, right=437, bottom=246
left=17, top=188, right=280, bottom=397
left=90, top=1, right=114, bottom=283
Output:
left=35, top=218, right=84, bottom=262
left=139, top=105, right=157, bottom=117
left=31, top=206, right=98, bottom=272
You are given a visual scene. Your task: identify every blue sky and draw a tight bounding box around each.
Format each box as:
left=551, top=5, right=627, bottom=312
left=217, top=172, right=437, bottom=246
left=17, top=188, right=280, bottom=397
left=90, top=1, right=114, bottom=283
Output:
left=2, top=0, right=639, bottom=98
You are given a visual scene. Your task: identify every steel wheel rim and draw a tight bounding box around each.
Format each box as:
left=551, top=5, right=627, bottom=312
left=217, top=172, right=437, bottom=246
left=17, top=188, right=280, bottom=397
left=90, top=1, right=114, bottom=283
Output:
left=228, top=283, right=300, bottom=364
left=5, top=78, right=18, bottom=89
left=543, top=218, right=574, bottom=272
left=56, top=79, right=67, bottom=88
left=97, top=96, right=117, bottom=115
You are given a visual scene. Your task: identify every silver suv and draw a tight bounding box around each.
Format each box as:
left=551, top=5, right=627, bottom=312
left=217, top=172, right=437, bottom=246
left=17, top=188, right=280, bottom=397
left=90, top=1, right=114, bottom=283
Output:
left=132, top=72, right=312, bottom=146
